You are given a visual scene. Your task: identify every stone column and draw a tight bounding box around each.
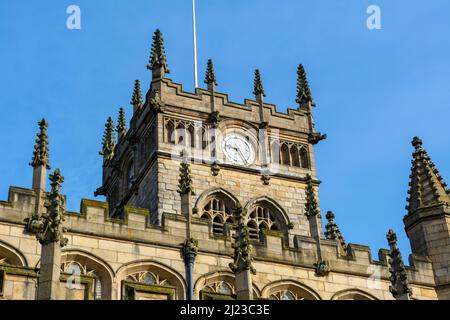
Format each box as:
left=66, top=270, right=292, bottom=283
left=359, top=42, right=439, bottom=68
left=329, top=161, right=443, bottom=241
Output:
left=229, top=203, right=256, bottom=300
left=29, top=119, right=50, bottom=218
left=178, top=160, right=198, bottom=300
left=204, top=59, right=221, bottom=176
left=253, top=69, right=270, bottom=182
left=304, top=174, right=330, bottom=277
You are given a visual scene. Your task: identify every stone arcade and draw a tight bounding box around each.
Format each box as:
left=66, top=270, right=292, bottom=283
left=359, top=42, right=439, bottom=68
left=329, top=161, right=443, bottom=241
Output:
left=0, top=29, right=449, bottom=300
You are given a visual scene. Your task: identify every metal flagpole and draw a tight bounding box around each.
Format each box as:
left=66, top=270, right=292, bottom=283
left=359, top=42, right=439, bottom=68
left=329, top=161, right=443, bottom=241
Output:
left=192, top=0, right=199, bottom=89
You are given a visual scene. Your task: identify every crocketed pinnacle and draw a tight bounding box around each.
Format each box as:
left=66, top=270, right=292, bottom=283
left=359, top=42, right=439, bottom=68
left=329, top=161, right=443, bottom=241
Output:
left=147, top=29, right=169, bottom=73
left=406, top=137, right=450, bottom=214
left=296, top=64, right=313, bottom=105
left=325, top=211, right=346, bottom=249
left=229, top=203, right=256, bottom=275
left=178, top=161, right=194, bottom=195
left=130, top=80, right=143, bottom=108
left=204, top=59, right=217, bottom=86
left=100, top=117, right=115, bottom=159
left=116, top=108, right=127, bottom=137
left=386, top=229, right=412, bottom=299
left=253, top=69, right=266, bottom=97
left=30, top=119, right=50, bottom=169
left=304, top=174, right=319, bottom=217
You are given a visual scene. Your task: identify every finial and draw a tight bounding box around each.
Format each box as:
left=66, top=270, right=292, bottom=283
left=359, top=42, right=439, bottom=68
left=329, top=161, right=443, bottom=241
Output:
left=387, top=229, right=397, bottom=247
left=304, top=174, right=319, bottom=218
left=253, top=69, right=266, bottom=97
left=30, top=119, right=50, bottom=169
left=116, top=108, right=127, bottom=138
left=204, top=59, right=217, bottom=87
left=406, top=136, right=450, bottom=214
left=412, top=136, right=423, bottom=149
left=296, top=64, right=313, bottom=106
left=386, top=229, right=412, bottom=300
left=325, top=211, right=347, bottom=252
left=100, top=117, right=115, bottom=160
left=130, top=80, right=143, bottom=111
left=147, top=29, right=169, bottom=74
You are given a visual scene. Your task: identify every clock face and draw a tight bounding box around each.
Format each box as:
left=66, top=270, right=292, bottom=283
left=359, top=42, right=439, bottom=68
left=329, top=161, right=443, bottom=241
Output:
left=222, top=133, right=255, bottom=165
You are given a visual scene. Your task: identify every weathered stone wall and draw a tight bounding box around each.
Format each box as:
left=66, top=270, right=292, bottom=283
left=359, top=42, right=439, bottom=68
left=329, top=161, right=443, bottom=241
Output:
left=0, top=187, right=439, bottom=300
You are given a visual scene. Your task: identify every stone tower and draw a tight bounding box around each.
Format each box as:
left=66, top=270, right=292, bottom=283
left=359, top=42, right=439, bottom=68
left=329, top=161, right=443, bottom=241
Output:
left=95, top=29, right=327, bottom=245
left=404, top=137, right=450, bottom=299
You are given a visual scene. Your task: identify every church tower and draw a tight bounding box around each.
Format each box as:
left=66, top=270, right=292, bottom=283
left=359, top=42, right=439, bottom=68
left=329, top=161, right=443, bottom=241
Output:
left=95, top=29, right=327, bottom=244
left=404, top=137, right=450, bottom=299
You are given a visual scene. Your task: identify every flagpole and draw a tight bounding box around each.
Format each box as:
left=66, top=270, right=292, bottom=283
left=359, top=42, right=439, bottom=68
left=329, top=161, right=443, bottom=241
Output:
left=192, top=0, right=199, bottom=89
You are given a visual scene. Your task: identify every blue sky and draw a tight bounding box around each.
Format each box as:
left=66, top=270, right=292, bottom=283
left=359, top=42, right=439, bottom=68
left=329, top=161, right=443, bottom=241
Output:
left=0, top=0, right=449, bottom=258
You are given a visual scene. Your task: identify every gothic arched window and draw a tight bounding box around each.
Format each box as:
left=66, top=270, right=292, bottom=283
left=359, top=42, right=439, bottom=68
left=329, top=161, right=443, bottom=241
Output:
left=200, top=196, right=234, bottom=236
left=290, top=145, right=300, bottom=167
left=265, top=282, right=321, bottom=300
left=300, top=147, right=309, bottom=169
left=201, top=127, right=208, bottom=150
left=165, top=120, right=175, bottom=144
left=247, top=205, right=281, bottom=241
left=270, top=290, right=301, bottom=300
left=280, top=143, right=290, bottom=166
left=186, top=124, right=195, bottom=149
left=176, top=122, right=186, bottom=145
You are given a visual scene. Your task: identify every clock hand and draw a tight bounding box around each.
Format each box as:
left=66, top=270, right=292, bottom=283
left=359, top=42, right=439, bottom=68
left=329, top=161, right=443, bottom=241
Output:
left=236, top=149, right=248, bottom=164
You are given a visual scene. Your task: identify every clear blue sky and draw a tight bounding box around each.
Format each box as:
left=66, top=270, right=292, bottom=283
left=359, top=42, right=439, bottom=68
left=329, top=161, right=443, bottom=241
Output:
left=0, top=0, right=449, bottom=258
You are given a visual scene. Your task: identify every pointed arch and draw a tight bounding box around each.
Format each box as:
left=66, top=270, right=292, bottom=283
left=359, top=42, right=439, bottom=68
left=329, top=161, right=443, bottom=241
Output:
left=194, top=270, right=261, bottom=300
left=331, top=288, right=379, bottom=300
left=280, top=143, right=290, bottom=165
left=244, top=196, right=290, bottom=226
left=262, top=280, right=321, bottom=300
left=165, top=119, right=175, bottom=144
left=61, top=249, right=115, bottom=300
left=0, top=240, right=28, bottom=267
left=194, top=188, right=239, bottom=236
left=115, top=259, right=187, bottom=300
left=194, top=188, right=239, bottom=212
left=290, top=145, right=300, bottom=167
left=300, top=146, right=310, bottom=169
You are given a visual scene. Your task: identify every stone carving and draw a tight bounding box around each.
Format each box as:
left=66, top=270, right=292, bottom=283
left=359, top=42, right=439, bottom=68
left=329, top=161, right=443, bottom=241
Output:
left=211, top=161, right=220, bottom=176
left=229, top=203, right=256, bottom=275
left=149, top=90, right=165, bottom=113
left=261, top=175, right=271, bottom=186
left=26, top=169, right=68, bottom=247
left=178, top=161, right=195, bottom=196
left=147, top=29, right=169, bottom=73
left=116, top=107, right=127, bottom=138
left=204, top=59, right=217, bottom=86
left=30, top=119, right=50, bottom=169
left=325, top=211, right=347, bottom=253
left=130, top=79, right=143, bottom=109
left=253, top=69, right=266, bottom=97
left=304, top=174, right=319, bottom=218
left=387, top=229, right=412, bottom=300
left=296, top=64, right=312, bottom=105
left=99, top=117, right=115, bottom=161
left=406, top=137, right=450, bottom=214
left=314, top=260, right=331, bottom=277
left=182, top=238, right=199, bottom=256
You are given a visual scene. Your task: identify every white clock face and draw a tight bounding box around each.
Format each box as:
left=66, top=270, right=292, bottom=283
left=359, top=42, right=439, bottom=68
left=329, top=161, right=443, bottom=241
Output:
left=222, top=133, right=255, bottom=166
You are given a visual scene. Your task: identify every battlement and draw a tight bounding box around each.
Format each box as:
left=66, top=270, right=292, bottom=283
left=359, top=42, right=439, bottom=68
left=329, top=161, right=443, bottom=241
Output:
left=0, top=185, right=435, bottom=291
